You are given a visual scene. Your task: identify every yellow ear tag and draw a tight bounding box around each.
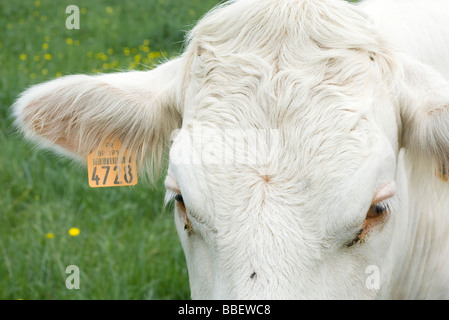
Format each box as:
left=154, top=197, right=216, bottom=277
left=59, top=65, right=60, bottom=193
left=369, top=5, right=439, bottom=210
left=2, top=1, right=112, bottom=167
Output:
left=87, top=139, right=138, bottom=188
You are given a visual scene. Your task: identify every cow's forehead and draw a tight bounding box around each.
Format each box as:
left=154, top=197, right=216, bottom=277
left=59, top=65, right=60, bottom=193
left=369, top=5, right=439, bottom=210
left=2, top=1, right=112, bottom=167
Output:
left=182, top=0, right=392, bottom=130
left=186, top=0, right=383, bottom=63
left=181, top=49, right=383, bottom=177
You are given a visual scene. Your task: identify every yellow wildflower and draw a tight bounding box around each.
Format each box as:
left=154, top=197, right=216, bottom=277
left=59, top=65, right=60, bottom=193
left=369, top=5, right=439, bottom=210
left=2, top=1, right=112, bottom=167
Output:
left=148, top=51, right=161, bottom=59
left=42, top=43, right=48, bottom=50
left=46, top=233, right=54, bottom=239
left=106, top=6, right=113, bottom=14
left=66, top=38, right=73, bottom=45
left=20, top=54, right=27, bottom=61
left=95, top=52, right=108, bottom=61
left=140, top=45, right=150, bottom=53
left=69, top=228, right=80, bottom=236
left=44, top=53, right=52, bottom=60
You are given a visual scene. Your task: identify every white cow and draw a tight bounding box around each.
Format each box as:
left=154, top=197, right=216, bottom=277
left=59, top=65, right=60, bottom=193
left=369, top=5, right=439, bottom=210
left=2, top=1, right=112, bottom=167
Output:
left=13, top=0, right=449, bottom=299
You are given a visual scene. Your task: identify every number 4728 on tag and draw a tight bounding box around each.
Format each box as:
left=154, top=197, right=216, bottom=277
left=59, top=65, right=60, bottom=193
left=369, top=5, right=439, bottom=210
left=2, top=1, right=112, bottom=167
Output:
left=87, top=140, right=138, bottom=188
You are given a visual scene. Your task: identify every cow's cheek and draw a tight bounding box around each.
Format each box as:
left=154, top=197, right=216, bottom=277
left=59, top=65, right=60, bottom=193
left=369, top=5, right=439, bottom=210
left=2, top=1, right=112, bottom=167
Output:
left=173, top=208, right=215, bottom=299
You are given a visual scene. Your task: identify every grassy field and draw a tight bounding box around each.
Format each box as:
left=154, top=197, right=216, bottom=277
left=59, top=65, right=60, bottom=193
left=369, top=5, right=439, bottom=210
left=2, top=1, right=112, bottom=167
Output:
left=0, top=0, right=221, bottom=300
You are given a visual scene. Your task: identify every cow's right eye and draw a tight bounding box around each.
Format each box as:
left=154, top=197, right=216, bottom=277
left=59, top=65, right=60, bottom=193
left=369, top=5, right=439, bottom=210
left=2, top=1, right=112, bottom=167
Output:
left=175, top=194, right=184, bottom=204
left=174, top=193, right=191, bottom=234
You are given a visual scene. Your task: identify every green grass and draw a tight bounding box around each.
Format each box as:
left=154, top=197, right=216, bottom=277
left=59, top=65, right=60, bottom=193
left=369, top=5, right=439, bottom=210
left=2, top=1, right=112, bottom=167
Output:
left=0, top=0, right=221, bottom=300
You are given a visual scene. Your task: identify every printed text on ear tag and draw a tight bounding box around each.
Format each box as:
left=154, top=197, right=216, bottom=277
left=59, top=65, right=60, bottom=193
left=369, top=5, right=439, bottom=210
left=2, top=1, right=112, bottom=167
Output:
left=87, top=139, right=138, bottom=188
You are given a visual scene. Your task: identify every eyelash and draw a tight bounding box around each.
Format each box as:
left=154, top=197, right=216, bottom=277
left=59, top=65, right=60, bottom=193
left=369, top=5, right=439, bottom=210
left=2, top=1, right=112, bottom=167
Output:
left=170, top=193, right=193, bottom=234
left=171, top=193, right=215, bottom=234
left=164, top=189, right=179, bottom=205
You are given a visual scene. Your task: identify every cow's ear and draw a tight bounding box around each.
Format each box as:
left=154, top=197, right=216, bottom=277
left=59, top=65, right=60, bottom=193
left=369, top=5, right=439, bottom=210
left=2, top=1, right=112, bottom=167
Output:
left=12, top=58, right=184, bottom=181
left=398, top=56, right=449, bottom=178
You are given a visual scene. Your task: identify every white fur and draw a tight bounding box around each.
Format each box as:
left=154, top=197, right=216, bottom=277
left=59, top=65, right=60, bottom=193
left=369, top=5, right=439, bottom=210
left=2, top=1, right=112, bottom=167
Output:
left=12, top=0, right=449, bottom=299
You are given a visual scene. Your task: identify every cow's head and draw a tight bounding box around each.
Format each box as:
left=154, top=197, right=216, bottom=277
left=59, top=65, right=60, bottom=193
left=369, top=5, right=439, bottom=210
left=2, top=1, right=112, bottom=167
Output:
left=13, top=0, right=449, bottom=299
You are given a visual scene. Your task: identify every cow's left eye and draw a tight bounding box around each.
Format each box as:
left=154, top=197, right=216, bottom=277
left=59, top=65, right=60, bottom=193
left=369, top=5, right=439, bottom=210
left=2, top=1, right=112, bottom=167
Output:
left=367, top=202, right=389, bottom=219
left=347, top=200, right=392, bottom=247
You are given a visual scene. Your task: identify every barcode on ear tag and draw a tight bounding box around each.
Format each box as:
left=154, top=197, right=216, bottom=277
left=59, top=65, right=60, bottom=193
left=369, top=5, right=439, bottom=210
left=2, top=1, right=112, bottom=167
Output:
left=87, top=139, right=138, bottom=188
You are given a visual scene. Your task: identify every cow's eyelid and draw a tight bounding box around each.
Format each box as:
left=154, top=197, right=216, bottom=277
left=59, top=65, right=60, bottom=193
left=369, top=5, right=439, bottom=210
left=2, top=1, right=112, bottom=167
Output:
left=164, top=174, right=181, bottom=195
left=372, top=181, right=396, bottom=203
